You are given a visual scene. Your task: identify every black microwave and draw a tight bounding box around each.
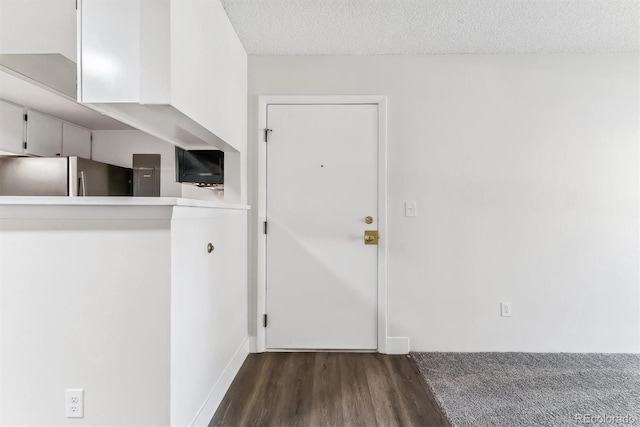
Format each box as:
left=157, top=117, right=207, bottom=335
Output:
left=175, top=147, right=224, bottom=185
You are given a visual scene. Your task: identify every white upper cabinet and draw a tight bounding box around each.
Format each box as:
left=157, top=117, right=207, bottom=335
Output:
left=0, top=99, right=24, bottom=154
left=62, top=122, right=91, bottom=158
left=1, top=99, right=92, bottom=158
left=78, top=0, right=247, bottom=154
left=26, top=110, right=63, bottom=157
left=79, top=0, right=144, bottom=103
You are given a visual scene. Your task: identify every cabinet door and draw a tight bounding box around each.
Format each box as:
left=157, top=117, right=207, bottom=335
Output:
left=0, top=99, right=25, bottom=154
left=62, top=123, right=92, bottom=158
left=26, top=110, right=63, bottom=157
left=170, top=210, right=248, bottom=426
left=80, top=0, right=142, bottom=102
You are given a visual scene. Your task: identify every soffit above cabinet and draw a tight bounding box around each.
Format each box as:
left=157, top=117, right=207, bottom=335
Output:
left=0, top=54, right=132, bottom=131
left=0, top=54, right=76, bottom=98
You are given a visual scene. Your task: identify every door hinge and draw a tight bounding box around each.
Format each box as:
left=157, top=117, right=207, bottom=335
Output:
left=263, top=314, right=268, bottom=327
left=23, top=142, right=27, bottom=150
left=264, top=128, right=272, bottom=142
left=263, top=221, right=268, bottom=234
left=23, top=113, right=28, bottom=122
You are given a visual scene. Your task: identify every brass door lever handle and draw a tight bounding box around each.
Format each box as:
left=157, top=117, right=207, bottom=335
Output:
left=364, top=230, right=379, bottom=245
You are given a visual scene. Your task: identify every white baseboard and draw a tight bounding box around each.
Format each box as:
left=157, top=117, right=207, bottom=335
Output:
left=386, top=337, right=410, bottom=354
left=249, top=335, right=258, bottom=353
left=191, top=337, right=250, bottom=427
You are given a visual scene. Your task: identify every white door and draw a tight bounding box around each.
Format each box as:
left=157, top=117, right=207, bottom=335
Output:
left=266, top=104, right=379, bottom=350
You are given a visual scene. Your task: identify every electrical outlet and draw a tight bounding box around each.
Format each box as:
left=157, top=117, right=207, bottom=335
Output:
left=66, top=389, right=84, bottom=418
left=501, top=302, right=512, bottom=317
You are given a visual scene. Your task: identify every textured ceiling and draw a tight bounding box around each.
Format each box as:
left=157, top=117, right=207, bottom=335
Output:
left=220, top=0, right=639, bottom=55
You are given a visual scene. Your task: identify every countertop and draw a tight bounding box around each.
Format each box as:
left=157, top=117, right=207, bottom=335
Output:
left=0, top=196, right=250, bottom=210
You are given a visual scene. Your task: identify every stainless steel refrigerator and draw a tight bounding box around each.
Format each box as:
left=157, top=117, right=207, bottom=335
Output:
left=0, top=156, right=132, bottom=196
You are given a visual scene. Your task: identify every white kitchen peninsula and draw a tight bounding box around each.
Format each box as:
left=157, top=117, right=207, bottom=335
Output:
left=0, top=197, right=249, bottom=426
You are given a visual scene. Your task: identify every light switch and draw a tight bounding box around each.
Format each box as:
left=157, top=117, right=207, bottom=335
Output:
left=405, top=201, right=417, bottom=217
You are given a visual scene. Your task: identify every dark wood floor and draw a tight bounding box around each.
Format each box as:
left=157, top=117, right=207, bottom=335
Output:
left=210, top=352, right=450, bottom=427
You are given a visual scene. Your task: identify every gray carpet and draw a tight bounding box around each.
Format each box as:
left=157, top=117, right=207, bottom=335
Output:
left=411, top=352, right=640, bottom=427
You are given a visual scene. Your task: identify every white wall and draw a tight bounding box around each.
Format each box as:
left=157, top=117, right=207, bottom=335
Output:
left=92, top=130, right=224, bottom=202
left=0, top=213, right=172, bottom=425
left=0, top=204, right=250, bottom=425
left=170, top=0, right=248, bottom=203
left=0, top=0, right=77, bottom=61
left=170, top=0, right=247, bottom=154
left=248, top=54, right=640, bottom=352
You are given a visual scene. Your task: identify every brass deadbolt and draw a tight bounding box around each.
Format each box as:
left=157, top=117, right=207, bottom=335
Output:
left=207, top=243, right=215, bottom=253
left=365, top=216, right=374, bottom=224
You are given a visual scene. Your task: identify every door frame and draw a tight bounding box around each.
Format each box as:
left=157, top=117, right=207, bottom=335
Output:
left=255, top=95, right=388, bottom=353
